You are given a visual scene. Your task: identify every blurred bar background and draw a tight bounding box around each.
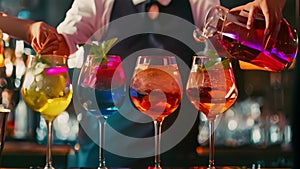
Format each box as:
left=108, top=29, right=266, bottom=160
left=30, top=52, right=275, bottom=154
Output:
left=0, top=0, right=299, bottom=168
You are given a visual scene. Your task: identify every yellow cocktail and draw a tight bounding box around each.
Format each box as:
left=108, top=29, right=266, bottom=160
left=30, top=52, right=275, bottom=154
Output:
left=21, top=54, right=72, bottom=169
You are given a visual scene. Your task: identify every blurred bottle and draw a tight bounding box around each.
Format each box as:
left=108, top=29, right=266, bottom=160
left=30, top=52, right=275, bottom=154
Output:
left=14, top=40, right=26, bottom=88
left=268, top=73, right=284, bottom=145
left=36, top=110, right=79, bottom=145
left=0, top=29, right=14, bottom=138
left=12, top=10, right=33, bottom=140
left=14, top=96, right=28, bottom=139
left=13, top=40, right=34, bottom=140
left=194, top=5, right=298, bottom=72
left=0, top=29, right=4, bottom=67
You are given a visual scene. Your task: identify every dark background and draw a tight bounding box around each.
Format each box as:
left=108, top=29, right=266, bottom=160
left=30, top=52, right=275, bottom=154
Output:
left=0, top=0, right=299, bottom=168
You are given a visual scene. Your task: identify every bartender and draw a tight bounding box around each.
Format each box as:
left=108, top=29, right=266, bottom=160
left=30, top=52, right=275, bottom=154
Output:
left=0, top=0, right=286, bottom=168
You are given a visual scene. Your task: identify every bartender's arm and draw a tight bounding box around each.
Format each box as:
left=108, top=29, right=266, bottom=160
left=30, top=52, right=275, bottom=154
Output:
left=1, top=0, right=286, bottom=56
left=0, top=13, right=69, bottom=55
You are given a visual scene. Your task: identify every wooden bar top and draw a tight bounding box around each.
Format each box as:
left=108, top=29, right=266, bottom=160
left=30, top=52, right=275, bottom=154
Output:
left=2, top=141, right=71, bottom=156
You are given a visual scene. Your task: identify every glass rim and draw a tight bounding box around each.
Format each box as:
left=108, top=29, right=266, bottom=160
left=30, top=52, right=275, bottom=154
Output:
left=32, top=54, right=69, bottom=58
left=87, top=54, right=121, bottom=57
left=193, top=55, right=229, bottom=60
left=138, top=55, right=176, bottom=58
left=27, top=54, right=69, bottom=65
left=193, top=55, right=209, bottom=58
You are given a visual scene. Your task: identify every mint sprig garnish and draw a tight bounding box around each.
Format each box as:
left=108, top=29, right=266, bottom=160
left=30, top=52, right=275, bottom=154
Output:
left=35, top=54, right=50, bottom=65
left=202, top=50, right=230, bottom=70
left=87, top=37, right=118, bottom=64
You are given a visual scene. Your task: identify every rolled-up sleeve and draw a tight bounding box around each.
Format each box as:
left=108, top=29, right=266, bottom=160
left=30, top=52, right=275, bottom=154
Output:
left=57, top=0, right=115, bottom=54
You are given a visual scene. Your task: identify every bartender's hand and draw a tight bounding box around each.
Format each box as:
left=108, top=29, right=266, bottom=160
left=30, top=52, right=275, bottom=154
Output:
left=231, top=0, right=286, bottom=33
left=29, top=21, right=69, bottom=55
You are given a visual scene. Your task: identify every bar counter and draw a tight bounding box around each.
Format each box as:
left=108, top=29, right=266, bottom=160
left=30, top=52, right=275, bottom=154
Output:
left=1, top=141, right=70, bottom=168
left=0, top=141, right=294, bottom=169
left=2, top=141, right=71, bottom=155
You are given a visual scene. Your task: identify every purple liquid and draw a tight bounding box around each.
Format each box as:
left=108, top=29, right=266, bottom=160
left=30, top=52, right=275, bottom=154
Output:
left=219, top=17, right=297, bottom=72
left=45, top=67, right=68, bottom=75
left=199, top=7, right=298, bottom=72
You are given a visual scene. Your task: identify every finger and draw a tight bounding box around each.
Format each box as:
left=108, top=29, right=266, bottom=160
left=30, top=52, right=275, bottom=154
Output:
left=43, top=39, right=60, bottom=49
left=31, top=37, right=42, bottom=53
left=30, top=25, right=46, bottom=49
left=41, top=35, right=60, bottom=50
left=38, top=29, right=50, bottom=47
left=33, top=35, right=45, bottom=50
left=31, top=44, right=40, bottom=54
left=40, top=42, right=60, bottom=54
left=247, top=6, right=257, bottom=29
left=40, top=46, right=59, bottom=55
left=268, top=12, right=281, bottom=41
left=38, top=33, right=58, bottom=53
left=230, top=5, right=245, bottom=12
left=261, top=7, right=271, bottom=32
left=32, top=36, right=58, bottom=54
left=44, top=25, right=60, bottom=39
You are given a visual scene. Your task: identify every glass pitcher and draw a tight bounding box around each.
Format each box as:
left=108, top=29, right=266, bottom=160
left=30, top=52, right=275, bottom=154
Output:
left=194, top=5, right=298, bottom=72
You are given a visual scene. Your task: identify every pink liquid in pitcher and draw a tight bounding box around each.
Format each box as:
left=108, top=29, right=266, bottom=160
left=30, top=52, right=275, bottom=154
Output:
left=196, top=6, right=298, bottom=72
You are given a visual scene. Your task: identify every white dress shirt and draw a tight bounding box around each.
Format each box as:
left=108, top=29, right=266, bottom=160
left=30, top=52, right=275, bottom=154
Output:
left=57, top=0, right=220, bottom=67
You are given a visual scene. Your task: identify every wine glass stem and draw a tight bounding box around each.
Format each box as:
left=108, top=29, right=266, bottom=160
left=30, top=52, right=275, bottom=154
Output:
left=45, top=120, right=54, bottom=169
left=154, top=120, right=162, bottom=169
left=98, top=118, right=107, bottom=169
left=208, top=119, right=215, bottom=169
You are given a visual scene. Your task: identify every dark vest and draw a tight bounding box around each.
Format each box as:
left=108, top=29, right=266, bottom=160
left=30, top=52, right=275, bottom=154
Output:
left=103, top=0, right=202, bottom=65
left=78, top=1, right=201, bottom=168
left=106, top=0, right=200, bottom=167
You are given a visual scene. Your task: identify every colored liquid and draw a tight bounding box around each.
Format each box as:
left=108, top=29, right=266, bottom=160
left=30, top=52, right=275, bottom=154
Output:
left=200, top=9, right=298, bottom=72
left=22, top=67, right=72, bottom=121
left=186, top=87, right=237, bottom=119
left=130, top=67, right=182, bottom=122
left=220, top=17, right=297, bottom=72
left=186, top=69, right=238, bottom=120
left=78, top=85, right=126, bottom=118
left=81, top=57, right=125, bottom=90
left=79, top=58, right=126, bottom=118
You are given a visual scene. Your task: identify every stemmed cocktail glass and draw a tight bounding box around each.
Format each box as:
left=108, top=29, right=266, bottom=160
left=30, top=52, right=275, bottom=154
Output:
left=21, top=54, right=73, bottom=169
left=186, top=55, right=238, bottom=169
left=77, top=54, right=126, bottom=169
left=129, top=56, right=183, bottom=169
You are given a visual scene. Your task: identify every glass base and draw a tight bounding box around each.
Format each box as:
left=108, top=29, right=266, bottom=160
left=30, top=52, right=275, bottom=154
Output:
left=97, top=167, right=108, bottom=169
left=147, top=166, right=162, bottom=169
left=44, top=164, right=55, bottom=169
